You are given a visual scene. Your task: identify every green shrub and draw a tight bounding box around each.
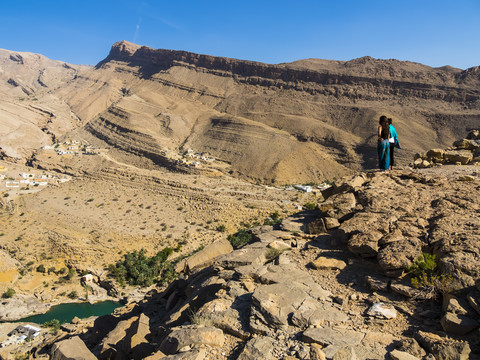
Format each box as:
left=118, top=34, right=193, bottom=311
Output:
left=405, top=252, right=453, bottom=297
left=263, top=211, right=282, bottom=226
left=216, top=225, right=226, bottom=232
left=108, top=247, right=177, bottom=287
left=265, top=248, right=286, bottom=262
left=42, top=319, right=60, bottom=334
left=227, top=229, right=252, bottom=249
left=36, top=264, right=46, bottom=273
left=303, top=202, right=316, bottom=210
left=66, top=268, right=76, bottom=280
left=2, top=288, right=15, bottom=298
left=67, top=290, right=77, bottom=299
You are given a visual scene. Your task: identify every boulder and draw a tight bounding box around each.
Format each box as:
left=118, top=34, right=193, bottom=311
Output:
left=426, top=149, right=444, bottom=161
left=124, top=313, right=152, bottom=358
left=390, top=281, right=430, bottom=300
left=214, top=242, right=267, bottom=269
left=311, top=256, right=347, bottom=270
left=348, top=231, right=382, bottom=257
left=251, top=283, right=307, bottom=327
left=367, top=302, right=397, bottom=319
left=394, top=338, right=426, bottom=359
left=159, top=325, right=224, bottom=355
left=195, top=298, right=250, bottom=339
left=267, top=240, right=291, bottom=251
left=307, top=217, right=327, bottom=234
left=377, top=238, right=421, bottom=271
left=415, top=331, right=471, bottom=360
left=466, top=130, right=480, bottom=140
left=99, top=315, right=138, bottom=359
left=453, top=138, right=480, bottom=150
left=51, top=336, right=97, bottom=360
left=175, top=238, right=233, bottom=273
left=291, top=299, right=349, bottom=327
left=443, top=150, right=473, bottom=165
left=321, top=192, right=357, bottom=220
left=237, top=337, right=274, bottom=360
left=279, top=211, right=320, bottom=233
left=324, top=217, right=340, bottom=229
left=440, top=312, right=479, bottom=335
left=310, top=343, right=327, bottom=360
left=442, top=295, right=469, bottom=315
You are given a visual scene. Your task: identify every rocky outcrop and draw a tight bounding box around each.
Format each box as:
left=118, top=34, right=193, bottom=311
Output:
left=50, top=336, right=97, bottom=360
left=414, top=130, right=480, bottom=168
left=16, top=169, right=480, bottom=359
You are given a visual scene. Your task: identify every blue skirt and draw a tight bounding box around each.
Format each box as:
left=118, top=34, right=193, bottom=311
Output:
left=377, top=140, right=390, bottom=170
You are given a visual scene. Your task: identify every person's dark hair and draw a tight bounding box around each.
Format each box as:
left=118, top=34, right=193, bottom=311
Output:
left=388, top=118, right=392, bottom=125
left=379, top=115, right=390, bottom=138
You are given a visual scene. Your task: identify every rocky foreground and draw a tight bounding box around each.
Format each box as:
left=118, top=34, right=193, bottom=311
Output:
left=2, top=168, right=480, bottom=359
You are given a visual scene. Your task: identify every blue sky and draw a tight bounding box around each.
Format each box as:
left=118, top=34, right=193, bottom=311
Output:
left=0, top=0, right=479, bottom=69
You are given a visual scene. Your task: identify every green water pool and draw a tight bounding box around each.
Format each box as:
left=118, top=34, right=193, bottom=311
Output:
left=17, top=300, right=122, bottom=324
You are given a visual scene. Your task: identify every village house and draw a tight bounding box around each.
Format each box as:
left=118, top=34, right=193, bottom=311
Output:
left=1, top=325, right=41, bottom=348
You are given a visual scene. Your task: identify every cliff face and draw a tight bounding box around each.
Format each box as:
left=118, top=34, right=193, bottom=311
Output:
left=103, top=41, right=480, bottom=104
left=60, top=40, right=479, bottom=183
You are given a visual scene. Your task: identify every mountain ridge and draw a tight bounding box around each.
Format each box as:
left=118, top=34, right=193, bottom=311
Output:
left=1, top=41, right=480, bottom=183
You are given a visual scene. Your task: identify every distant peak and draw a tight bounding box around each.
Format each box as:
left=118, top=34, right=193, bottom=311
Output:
left=112, top=40, right=142, bottom=55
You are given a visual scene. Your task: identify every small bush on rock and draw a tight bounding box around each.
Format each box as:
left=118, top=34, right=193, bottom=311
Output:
left=406, top=252, right=453, bottom=297
left=2, top=288, right=15, bottom=298
left=42, top=319, right=60, bottom=334
left=227, top=229, right=252, bottom=249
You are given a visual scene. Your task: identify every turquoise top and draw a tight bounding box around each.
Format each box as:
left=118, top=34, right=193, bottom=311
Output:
left=389, top=124, right=400, bottom=148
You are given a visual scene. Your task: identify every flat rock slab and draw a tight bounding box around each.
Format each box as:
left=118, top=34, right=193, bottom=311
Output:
left=390, top=350, right=421, bottom=360
left=175, top=238, right=233, bottom=273
left=257, top=263, right=331, bottom=300
left=311, top=256, right=347, bottom=270
left=237, top=336, right=274, bottom=360
left=51, top=336, right=97, bottom=360
left=252, top=229, right=294, bottom=243
left=292, top=299, right=348, bottom=327
left=252, top=283, right=308, bottom=327
left=159, top=325, right=224, bottom=355
left=214, top=242, right=267, bottom=269
left=303, top=327, right=365, bottom=347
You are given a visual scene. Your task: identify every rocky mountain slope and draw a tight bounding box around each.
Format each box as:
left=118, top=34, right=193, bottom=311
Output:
left=0, top=49, right=87, bottom=159
left=2, top=168, right=479, bottom=359
left=2, top=41, right=480, bottom=183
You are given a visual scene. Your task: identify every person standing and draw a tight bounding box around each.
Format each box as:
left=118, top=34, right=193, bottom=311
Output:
left=388, top=118, right=401, bottom=170
left=377, top=115, right=390, bottom=170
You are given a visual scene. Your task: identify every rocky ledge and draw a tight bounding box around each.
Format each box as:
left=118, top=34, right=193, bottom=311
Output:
left=2, top=169, right=480, bottom=359
left=414, top=129, right=480, bottom=169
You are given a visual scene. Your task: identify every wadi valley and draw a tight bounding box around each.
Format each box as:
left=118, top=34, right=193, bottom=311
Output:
left=0, top=42, right=479, bottom=359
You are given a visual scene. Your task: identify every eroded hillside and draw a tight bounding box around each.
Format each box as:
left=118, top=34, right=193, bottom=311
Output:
left=2, top=41, right=480, bottom=183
